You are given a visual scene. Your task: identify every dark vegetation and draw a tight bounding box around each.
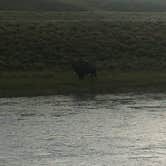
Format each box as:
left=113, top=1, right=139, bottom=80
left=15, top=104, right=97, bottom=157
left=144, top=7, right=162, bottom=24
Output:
left=0, top=12, right=166, bottom=71
left=0, top=11, right=166, bottom=96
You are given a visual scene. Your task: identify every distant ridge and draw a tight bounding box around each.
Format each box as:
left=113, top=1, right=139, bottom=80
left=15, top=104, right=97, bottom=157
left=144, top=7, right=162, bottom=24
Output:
left=0, top=0, right=166, bottom=11
left=0, top=0, right=84, bottom=11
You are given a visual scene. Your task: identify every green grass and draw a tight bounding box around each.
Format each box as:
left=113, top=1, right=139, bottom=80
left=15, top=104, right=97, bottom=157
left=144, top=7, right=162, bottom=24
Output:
left=0, top=70, right=166, bottom=97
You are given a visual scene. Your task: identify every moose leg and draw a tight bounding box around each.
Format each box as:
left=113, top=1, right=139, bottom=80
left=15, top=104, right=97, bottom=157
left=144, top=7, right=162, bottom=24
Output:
left=90, top=72, right=97, bottom=79
left=78, top=73, right=84, bottom=80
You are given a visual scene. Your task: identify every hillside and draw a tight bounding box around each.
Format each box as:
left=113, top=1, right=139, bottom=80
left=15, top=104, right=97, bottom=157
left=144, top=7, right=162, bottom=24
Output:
left=0, top=0, right=84, bottom=11
left=0, top=0, right=166, bottom=11
left=0, top=11, right=166, bottom=71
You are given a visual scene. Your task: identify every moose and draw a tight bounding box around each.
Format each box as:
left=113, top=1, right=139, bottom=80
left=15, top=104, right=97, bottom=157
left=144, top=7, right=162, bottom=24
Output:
left=71, top=60, right=97, bottom=80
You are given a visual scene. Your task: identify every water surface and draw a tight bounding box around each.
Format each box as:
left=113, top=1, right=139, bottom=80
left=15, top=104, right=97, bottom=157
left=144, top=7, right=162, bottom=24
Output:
left=0, top=93, right=166, bottom=165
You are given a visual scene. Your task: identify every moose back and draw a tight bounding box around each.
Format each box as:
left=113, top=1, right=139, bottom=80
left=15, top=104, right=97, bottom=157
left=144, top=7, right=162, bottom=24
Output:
left=72, top=61, right=97, bottom=79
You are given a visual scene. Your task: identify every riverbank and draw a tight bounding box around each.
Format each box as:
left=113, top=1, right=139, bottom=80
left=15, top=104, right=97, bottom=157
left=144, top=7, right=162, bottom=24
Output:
left=0, top=70, right=166, bottom=97
left=1, top=12, right=166, bottom=97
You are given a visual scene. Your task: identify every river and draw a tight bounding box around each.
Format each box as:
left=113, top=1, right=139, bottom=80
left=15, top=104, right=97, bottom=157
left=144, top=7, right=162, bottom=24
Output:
left=0, top=93, right=166, bottom=166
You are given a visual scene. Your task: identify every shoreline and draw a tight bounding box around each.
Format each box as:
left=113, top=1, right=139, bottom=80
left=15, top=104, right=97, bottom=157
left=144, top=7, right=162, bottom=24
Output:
left=0, top=70, right=166, bottom=97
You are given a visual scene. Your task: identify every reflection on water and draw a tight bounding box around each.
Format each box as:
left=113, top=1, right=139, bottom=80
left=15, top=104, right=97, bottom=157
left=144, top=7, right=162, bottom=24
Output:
left=0, top=93, right=166, bottom=165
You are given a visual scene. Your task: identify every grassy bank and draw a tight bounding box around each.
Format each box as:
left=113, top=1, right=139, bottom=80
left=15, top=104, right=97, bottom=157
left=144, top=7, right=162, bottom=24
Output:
left=1, top=11, right=166, bottom=97
left=0, top=70, right=166, bottom=97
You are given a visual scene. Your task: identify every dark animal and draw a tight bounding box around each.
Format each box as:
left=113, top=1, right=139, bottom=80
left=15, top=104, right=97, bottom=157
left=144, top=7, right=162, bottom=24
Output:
left=72, top=60, right=97, bottom=80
